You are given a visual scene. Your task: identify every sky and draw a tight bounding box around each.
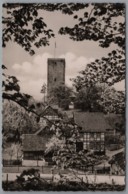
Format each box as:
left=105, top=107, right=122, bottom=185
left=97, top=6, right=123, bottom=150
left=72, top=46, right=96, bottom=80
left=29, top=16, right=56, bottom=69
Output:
left=3, top=6, right=125, bottom=101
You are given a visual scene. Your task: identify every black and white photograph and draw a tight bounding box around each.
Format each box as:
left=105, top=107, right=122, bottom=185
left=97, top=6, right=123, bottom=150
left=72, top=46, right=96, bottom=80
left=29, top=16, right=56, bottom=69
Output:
left=2, top=3, right=125, bottom=191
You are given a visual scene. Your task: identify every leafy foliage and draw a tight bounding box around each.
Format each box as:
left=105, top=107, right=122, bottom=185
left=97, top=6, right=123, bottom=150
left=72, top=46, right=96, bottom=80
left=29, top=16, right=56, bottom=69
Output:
left=2, top=167, right=125, bottom=191
left=74, top=84, right=125, bottom=113
left=74, top=85, right=103, bottom=112
left=59, top=4, right=125, bottom=48
left=2, top=3, right=88, bottom=55
left=41, top=83, right=47, bottom=94
left=2, top=5, right=125, bottom=185
left=2, top=180, right=125, bottom=191
left=49, top=84, right=73, bottom=110
left=2, top=100, right=40, bottom=139
left=97, top=87, right=125, bottom=114
left=2, top=65, right=46, bottom=116
left=45, top=120, right=109, bottom=171
left=3, top=143, right=22, bottom=161
left=59, top=3, right=125, bottom=86
left=72, top=49, right=125, bottom=89
left=3, top=3, right=125, bottom=87
left=2, top=4, right=56, bottom=55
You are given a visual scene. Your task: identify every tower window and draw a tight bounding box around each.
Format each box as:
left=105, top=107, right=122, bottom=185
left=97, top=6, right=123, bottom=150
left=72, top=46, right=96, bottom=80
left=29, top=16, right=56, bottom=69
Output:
left=54, top=78, right=56, bottom=82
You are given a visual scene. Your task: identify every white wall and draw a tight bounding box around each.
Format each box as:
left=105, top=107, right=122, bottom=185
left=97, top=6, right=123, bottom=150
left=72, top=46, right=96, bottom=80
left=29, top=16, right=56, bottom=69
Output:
left=22, top=160, right=48, bottom=167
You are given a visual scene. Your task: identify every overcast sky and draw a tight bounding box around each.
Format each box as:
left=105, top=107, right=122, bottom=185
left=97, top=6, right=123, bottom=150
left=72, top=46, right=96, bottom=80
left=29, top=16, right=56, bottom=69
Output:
left=3, top=7, right=125, bottom=101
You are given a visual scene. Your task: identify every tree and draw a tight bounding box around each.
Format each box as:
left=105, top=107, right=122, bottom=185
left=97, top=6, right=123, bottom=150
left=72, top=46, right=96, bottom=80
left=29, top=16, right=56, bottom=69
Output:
left=2, top=100, right=40, bottom=136
left=7, top=143, right=16, bottom=162
left=2, top=64, right=37, bottom=111
left=74, top=85, right=103, bottom=112
left=49, top=84, right=73, bottom=110
left=74, top=83, right=125, bottom=114
left=59, top=3, right=125, bottom=86
left=72, top=50, right=125, bottom=90
left=2, top=4, right=125, bottom=182
left=45, top=120, right=109, bottom=172
left=59, top=4, right=125, bottom=48
left=2, top=4, right=125, bottom=101
left=2, top=3, right=88, bottom=55
left=2, top=4, right=55, bottom=55
left=2, top=3, right=125, bottom=108
left=97, top=87, right=125, bottom=114
left=40, top=83, right=47, bottom=103
left=2, top=65, right=47, bottom=117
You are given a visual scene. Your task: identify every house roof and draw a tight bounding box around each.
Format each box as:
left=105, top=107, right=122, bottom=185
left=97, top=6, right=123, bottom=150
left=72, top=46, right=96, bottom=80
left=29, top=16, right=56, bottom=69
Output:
left=74, top=112, right=112, bottom=132
left=40, top=105, right=61, bottom=117
left=22, top=134, right=48, bottom=152
left=109, top=151, right=125, bottom=171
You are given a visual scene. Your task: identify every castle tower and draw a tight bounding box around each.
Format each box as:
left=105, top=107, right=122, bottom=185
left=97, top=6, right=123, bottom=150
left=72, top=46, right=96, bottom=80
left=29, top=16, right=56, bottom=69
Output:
left=47, top=58, right=65, bottom=96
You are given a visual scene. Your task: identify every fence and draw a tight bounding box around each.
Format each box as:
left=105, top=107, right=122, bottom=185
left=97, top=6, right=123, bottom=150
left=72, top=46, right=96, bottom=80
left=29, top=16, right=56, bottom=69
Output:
left=3, top=160, right=22, bottom=167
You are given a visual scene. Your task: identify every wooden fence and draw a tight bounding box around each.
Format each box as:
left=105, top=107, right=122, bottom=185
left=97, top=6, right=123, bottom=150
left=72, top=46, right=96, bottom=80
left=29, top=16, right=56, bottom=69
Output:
left=3, top=160, right=22, bottom=166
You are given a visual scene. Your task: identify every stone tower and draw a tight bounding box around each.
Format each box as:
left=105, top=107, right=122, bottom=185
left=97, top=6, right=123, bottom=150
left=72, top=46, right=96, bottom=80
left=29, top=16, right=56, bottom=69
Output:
left=47, top=58, right=65, bottom=96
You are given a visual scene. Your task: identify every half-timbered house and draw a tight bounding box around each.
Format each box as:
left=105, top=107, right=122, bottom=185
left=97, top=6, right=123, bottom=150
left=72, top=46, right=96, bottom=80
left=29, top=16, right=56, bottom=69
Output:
left=74, top=112, right=112, bottom=154
left=40, top=105, right=62, bottom=121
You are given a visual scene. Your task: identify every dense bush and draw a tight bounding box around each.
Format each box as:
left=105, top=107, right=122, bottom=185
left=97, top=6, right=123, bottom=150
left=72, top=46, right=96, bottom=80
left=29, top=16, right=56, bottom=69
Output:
left=2, top=180, right=125, bottom=191
left=2, top=168, right=125, bottom=191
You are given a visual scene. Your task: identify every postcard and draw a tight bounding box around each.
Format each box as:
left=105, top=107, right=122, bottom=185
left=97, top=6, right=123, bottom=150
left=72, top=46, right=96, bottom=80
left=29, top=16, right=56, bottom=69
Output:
left=2, top=3, right=125, bottom=191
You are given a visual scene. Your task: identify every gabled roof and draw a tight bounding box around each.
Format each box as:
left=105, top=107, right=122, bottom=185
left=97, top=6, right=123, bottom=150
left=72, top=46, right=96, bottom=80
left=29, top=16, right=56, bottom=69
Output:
left=74, top=112, right=112, bottom=132
left=109, top=150, right=125, bottom=171
left=22, top=134, right=48, bottom=152
left=40, top=105, right=61, bottom=117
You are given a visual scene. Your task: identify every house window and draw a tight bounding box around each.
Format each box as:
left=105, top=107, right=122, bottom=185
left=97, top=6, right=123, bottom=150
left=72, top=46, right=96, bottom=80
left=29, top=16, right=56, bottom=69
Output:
left=101, top=143, right=105, bottom=151
left=89, top=142, right=95, bottom=150
left=96, top=133, right=101, bottom=140
left=24, top=152, right=36, bottom=160
left=84, top=133, right=87, bottom=140
left=90, top=133, right=95, bottom=140
left=101, top=133, right=104, bottom=140
left=86, top=133, right=90, bottom=141
left=83, top=142, right=87, bottom=149
left=46, top=115, right=52, bottom=120
left=46, top=115, right=59, bottom=120
left=53, top=115, right=58, bottom=120
left=83, top=142, right=89, bottom=150
left=95, top=142, right=101, bottom=151
left=76, top=142, right=83, bottom=152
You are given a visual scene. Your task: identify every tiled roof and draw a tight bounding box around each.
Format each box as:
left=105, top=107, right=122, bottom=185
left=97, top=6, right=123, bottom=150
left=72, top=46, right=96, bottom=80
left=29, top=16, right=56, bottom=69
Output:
left=114, top=151, right=125, bottom=171
left=41, top=105, right=60, bottom=116
left=109, top=151, right=125, bottom=171
left=22, top=134, right=48, bottom=151
left=74, top=112, right=112, bottom=132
